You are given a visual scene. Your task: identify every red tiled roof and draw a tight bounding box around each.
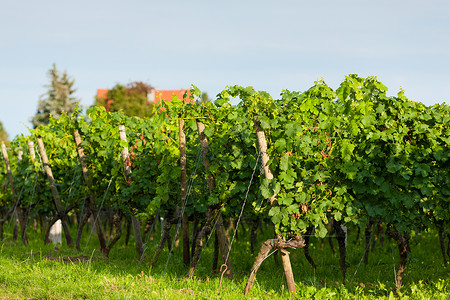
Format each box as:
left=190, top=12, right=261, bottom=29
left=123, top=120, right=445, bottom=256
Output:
left=96, top=89, right=113, bottom=111
left=96, top=88, right=193, bottom=106
left=153, top=89, right=193, bottom=104
left=97, top=89, right=109, bottom=100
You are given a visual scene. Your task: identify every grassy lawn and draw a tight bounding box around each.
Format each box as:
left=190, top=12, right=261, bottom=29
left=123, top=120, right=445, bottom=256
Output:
left=0, top=223, right=448, bottom=299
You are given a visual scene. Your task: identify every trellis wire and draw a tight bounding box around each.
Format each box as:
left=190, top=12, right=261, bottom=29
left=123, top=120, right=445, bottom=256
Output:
left=390, top=240, right=397, bottom=289
left=51, top=169, right=79, bottom=249
left=83, top=175, right=113, bottom=254
left=351, top=230, right=374, bottom=282
left=249, top=248, right=279, bottom=276
left=137, top=208, right=160, bottom=269
left=62, top=170, right=79, bottom=213
left=76, top=198, right=87, bottom=242
left=190, top=149, right=261, bottom=277
left=35, top=143, right=46, bottom=175
left=3, top=143, right=39, bottom=242
left=161, top=144, right=203, bottom=274
left=247, top=237, right=295, bottom=279
left=23, top=171, right=40, bottom=237
left=224, top=151, right=261, bottom=266
left=189, top=209, right=221, bottom=277
left=3, top=172, right=30, bottom=242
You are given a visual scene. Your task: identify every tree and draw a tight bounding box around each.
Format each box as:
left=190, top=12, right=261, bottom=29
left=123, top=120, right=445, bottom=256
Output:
left=95, top=81, right=154, bottom=117
left=196, top=92, right=212, bottom=105
left=32, top=64, right=79, bottom=128
left=0, top=121, right=8, bottom=144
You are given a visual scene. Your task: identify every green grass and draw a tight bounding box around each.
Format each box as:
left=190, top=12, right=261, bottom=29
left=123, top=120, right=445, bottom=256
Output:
left=0, top=223, right=448, bottom=299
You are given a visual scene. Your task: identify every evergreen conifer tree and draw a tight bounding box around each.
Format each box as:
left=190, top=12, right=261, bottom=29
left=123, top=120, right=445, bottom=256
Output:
left=0, top=121, right=8, bottom=144
left=32, top=64, right=79, bottom=128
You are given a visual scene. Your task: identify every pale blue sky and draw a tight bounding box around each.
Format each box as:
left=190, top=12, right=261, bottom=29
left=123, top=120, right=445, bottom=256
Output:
left=1, top=0, right=450, bottom=138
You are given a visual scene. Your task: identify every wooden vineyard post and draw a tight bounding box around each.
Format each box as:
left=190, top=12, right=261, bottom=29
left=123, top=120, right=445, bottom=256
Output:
left=24, top=141, right=37, bottom=242
left=188, top=209, right=213, bottom=277
left=35, top=136, right=74, bottom=247
left=0, top=142, right=18, bottom=207
left=15, top=146, right=29, bottom=245
left=280, top=247, right=295, bottom=291
left=12, top=148, right=23, bottom=241
left=0, top=142, right=22, bottom=240
left=179, top=118, right=190, bottom=266
left=253, top=117, right=276, bottom=206
left=118, top=125, right=144, bottom=259
left=27, top=141, right=35, bottom=160
left=17, top=146, right=23, bottom=161
left=196, top=120, right=233, bottom=280
left=73, top=130, right=107, bottom=255
left=244, top=116, right=305, bottom=295
left=254, top=116, right=295, bottom=293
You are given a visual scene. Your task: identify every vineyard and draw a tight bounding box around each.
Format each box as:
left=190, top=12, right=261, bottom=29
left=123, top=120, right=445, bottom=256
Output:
left=1, top=75, right=449, bottom=298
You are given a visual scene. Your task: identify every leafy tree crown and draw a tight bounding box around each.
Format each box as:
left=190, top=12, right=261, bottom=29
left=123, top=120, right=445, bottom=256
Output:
left=95, top=81, right=154, bottom=117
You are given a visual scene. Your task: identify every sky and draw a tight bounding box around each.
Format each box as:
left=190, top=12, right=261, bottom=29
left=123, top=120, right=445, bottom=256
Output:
left=1, top=0, right=450, bottom=139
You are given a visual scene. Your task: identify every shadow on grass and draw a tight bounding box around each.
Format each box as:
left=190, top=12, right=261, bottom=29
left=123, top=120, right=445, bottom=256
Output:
left=0, top=224, right=448, bottom=299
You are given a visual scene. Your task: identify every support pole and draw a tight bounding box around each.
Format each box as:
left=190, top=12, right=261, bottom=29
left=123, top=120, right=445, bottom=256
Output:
left=74, top=130, right=107, bottom=254
left=15, top=146, right=28, bottom=245
left=35, top=136, right=74, bottom=247
left=179, top=117, right=190, bottom=266
left=0, top=143, right=22, bottom=240
left=196, top=120, right=233, bottom=280
left=118, top=125, right=144, bottom=259
left=245, top=116, right=303, bottom=294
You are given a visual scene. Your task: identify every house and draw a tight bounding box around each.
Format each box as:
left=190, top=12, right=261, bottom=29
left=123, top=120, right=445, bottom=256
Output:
left=96, top=88, right=193, bottom=112
left=148, top=89, right=194, bottom=105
